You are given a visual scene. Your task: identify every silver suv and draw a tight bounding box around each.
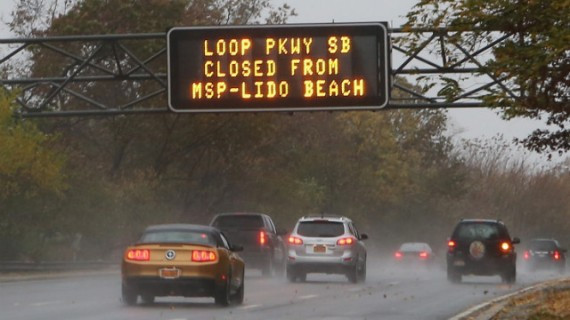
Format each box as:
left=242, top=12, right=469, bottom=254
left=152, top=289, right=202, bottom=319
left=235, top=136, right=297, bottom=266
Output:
left=286, top=215, right=368, bottom=283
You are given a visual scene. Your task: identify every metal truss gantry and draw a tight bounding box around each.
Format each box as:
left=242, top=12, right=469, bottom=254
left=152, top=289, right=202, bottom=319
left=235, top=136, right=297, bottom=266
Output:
left=0, top=28, right=517, bottom=117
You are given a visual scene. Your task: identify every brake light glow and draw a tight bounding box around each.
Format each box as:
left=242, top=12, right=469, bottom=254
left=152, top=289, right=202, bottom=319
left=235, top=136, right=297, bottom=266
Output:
left=394, top=251, right=403, bottom=259
left=259, top=231, right=266, bottom=245
left=448, top=240, right=456, bottom=248
left=192, top=250, right=217, bottom=262
left=419, top=251, right=429, bottom=259
left=337, top=237, right=355, bottom=246
left=500, top=241, right=511, bottom=253
left=523, top=251, right=530, bottom=260
left=288, top=236, right=303, bottom=245
left=554, top=251, right=560, bottom=260
left=126, top=249, right=150, bottom=261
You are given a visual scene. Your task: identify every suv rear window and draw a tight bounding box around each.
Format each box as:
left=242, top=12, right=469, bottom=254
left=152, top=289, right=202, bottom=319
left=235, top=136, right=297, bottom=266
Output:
left=139, top=230, right=216, bottom=246
left=297, top=221, right=345, bottom=237
left=211, top=215, right=264, bottom=229
left=453, top=222, right=507, bottom=240
left=529, top=240, right=556, bottom=251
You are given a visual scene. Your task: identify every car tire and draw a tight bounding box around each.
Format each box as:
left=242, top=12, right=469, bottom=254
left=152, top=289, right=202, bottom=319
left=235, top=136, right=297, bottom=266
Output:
left=297, top=271, right=307, bottom=282
left=358, top=259, right=367, bottom=283
left=286, top=266, right=297, bottom=282
left=140, top=293, right=155, bottom=305
left=215, top=275, right=232, bottom=306
left=232, top=270, right=245, bottom=305
left=274, top=254, right=286, bottom=277
left=261, top=256, right=274, bottom=277
left=347, top=265, right=358, bottom=284
left=121, top=283, right=137, bottom=306
left=558, top=264, right=565, bottom=275
left=447, top=267, right=461, bottom=283
left=501, top=267, right=516, bottom=284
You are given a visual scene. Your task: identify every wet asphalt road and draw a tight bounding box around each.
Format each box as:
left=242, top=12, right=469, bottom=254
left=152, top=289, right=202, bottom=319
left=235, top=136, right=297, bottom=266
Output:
left=0, top=262, right=564, bottom=320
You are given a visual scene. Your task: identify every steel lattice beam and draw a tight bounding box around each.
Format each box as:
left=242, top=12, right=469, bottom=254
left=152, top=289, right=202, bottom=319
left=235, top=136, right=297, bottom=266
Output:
left=0, top=29, right=517, bottom=117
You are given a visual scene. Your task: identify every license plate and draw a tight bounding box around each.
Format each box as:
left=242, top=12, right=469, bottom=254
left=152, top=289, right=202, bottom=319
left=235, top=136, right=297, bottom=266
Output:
left=453, top=260, right=465, bottom=266
left=314, top=245, right=326, bottom=253
left=159, top=268, right=180, bottom=279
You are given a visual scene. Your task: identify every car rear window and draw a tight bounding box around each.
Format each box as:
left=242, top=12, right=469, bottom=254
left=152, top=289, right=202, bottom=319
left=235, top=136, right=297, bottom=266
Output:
left=453, top=223, right=507, bottom=240
left=139, top=230, right=216, bottom=246
left=400, top=243, right=431, bottom=252
left=297, top=221, right=345, bottom=237
left=211, top=215, right=264, bottom=229
left=529, top=240, right=556, bottom=251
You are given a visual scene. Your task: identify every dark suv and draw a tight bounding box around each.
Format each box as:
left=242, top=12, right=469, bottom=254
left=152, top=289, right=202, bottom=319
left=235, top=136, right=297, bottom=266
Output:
left=446, top=219, right=520, bottom=283
left=210, top=213, right=287, bottom=276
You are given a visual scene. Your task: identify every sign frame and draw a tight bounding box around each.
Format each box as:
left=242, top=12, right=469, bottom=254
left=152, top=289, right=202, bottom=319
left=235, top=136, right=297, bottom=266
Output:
left=167, top=22, right=390, bottom=113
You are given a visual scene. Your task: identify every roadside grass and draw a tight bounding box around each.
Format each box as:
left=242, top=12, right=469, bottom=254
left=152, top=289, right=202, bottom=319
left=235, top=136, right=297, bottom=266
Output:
left=491, top=280, right=570, bottom=320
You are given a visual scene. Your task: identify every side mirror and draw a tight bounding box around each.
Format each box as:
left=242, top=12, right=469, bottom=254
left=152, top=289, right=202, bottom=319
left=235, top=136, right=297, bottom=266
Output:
left=231, top=244, right=244, bottom=252
left=512, top=237, right=521, bottom=244
left=360, top=233, right=369, bottom=240
left=276, top=228, right=288, bottom=236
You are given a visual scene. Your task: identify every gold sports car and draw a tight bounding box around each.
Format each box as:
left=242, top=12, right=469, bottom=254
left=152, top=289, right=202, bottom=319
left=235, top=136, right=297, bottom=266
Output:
left=121, top=224, right=245, bottom=306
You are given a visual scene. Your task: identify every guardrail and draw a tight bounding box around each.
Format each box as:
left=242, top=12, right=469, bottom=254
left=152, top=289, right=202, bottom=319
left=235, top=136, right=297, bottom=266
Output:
left=0, top=261, right=118, bottom=272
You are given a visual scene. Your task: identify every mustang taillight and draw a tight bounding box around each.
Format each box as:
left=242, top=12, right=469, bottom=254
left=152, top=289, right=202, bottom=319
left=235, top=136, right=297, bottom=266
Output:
left=523, top=250, right=530, bottom=260
left=500, top=241, right=512, bottom=253
left=554, top=251, right=561, bottom=260
left=288, top=236, right=303, bottom=245
left=419, top=251, right=429, bottom=259
left=394, top=251, right=403, bottom=259
left=259, top=231, right=266, bottom=245
left=192, top=250, right=217, bottom=262
left=337, top=237, right=355, bottom=246
left=126, top=249, right=150, bottom=261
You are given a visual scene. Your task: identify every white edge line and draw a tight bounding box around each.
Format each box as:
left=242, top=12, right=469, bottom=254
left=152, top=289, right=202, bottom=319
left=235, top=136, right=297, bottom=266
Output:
left=238, top=304, right=261, bottom=310
left=30, top=300, right=64, bottom=307
left=447, top=280, right=561, bottom=320
left=298, top=294, right=318, bottom=300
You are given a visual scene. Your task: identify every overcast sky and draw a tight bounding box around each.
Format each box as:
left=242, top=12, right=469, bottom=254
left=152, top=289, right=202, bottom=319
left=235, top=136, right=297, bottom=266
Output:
left=0, top=0, right=564, bottom=163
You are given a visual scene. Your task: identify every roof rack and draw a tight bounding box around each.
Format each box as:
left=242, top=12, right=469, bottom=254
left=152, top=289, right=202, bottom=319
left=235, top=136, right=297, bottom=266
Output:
left=301, top=214, right=347, bottom=220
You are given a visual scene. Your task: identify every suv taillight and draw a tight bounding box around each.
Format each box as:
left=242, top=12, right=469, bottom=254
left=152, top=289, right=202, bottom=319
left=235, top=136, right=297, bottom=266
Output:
left=259, top=231, right=266, bottom=245
left=126, top=249, right=150, bottom=261
left=448, top=240, right=456, bottom=252
left=192, top=250, right=217, bottom=262
left=554, top=251, right=561, bottom=260
left=337, top=237, right=355, bottom=246
left=288, top=236, right=303, bottom=245
left=499, top=241, right=512, bottom=253
left=394, top=251, right=403, bottom=259
left=419, top=251, right=429, bottom=259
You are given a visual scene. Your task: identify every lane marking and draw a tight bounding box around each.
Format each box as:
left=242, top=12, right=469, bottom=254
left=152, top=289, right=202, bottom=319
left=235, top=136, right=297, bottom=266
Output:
left=388, top=281, right=400, bottom=286
left=238, top=304, right=261, bottom=310
left=348, top=287, right=362, bottom=292
left=298, top=294, right=318, bottom=300
left=30, top=300, right=63, bottom=307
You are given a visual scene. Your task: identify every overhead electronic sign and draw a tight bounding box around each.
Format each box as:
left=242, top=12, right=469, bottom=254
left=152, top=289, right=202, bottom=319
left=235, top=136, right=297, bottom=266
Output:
left=167, top=23, right=389, bottom=113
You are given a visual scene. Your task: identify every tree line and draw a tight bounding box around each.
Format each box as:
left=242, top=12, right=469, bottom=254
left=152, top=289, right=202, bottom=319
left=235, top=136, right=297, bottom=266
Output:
left=0, top=0, right=568, bottom=261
